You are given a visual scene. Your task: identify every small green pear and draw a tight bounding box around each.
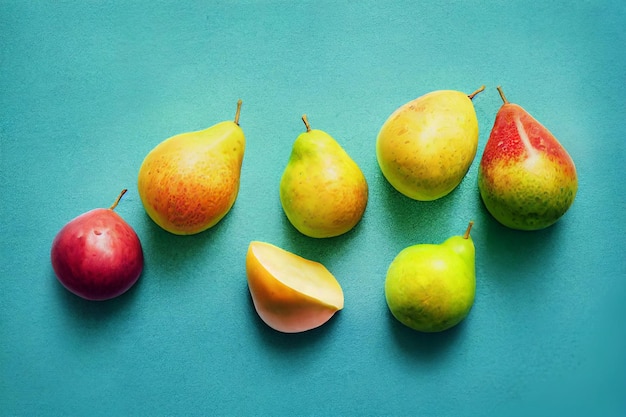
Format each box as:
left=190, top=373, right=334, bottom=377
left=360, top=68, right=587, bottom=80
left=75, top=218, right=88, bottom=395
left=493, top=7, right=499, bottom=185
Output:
left=385, top=222, right=476, bottom=333
left=280, top=115, right=368, bottom=238
left=376, top=87, right=484, bottom=201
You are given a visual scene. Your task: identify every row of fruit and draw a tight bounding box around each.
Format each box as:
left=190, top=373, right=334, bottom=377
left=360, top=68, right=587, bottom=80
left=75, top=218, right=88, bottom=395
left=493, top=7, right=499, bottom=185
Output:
left=50, top=85, right=577, bottom=334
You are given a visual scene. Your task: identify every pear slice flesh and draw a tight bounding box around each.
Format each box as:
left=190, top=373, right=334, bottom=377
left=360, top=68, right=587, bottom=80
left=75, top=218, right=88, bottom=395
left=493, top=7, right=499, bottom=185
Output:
left=246, top=241, right=344, bottom=333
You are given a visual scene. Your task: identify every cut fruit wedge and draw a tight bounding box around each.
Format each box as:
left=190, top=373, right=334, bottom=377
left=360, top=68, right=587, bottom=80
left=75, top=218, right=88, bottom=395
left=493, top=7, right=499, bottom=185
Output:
left=246, top=241, right=344, bottom=333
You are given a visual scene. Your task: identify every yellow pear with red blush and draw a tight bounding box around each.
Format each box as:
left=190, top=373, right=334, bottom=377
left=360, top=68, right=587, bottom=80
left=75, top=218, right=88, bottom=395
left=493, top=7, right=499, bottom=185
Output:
left=137, top=101, right=245, bottom=235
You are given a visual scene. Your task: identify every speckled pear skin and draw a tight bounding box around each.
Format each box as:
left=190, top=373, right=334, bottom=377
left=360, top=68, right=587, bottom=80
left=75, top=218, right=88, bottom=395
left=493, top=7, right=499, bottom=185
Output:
left=384, top=222, right=476, bottom=333
left=376, top=89, right=482, bottom=201
left=137, top=102, right=245, bottom=235
left=478, top=88, right=577, bottom=231
left=280, top=117, right=368, bottom=238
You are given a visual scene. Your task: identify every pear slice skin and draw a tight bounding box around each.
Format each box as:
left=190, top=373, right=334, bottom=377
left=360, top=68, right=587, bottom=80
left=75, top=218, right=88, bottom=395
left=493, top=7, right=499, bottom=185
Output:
left=246, top=241, right=344, bottom=333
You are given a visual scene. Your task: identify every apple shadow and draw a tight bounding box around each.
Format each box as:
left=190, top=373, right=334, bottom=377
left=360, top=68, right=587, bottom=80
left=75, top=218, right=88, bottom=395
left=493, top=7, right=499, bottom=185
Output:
left=51, top=266, right=143, bottom=326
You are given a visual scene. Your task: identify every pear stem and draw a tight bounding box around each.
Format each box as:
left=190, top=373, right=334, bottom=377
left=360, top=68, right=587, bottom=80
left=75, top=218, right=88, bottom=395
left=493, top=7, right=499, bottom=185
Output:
left=234, top=99, right=242, bottom=125
left=496, top=86, right=509, bottom=104
left=109, top=189, right=127, bottom=211
left=301, top=114, right=312, bottom=132
left=468, top=85, right=485, bottom=100
left=463, top=221, right=474, bottom=239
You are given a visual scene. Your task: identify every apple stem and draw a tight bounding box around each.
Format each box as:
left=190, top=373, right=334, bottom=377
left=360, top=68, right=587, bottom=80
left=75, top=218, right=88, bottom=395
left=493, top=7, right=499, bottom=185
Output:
left=468, top=85, right=485, bottom=100
left=234, top=99, right=242, bottom=125
left=109, top=189, right=128, bottom=211
left=463, top=221, right=474, bottom=239
left=496, top=86, right=509, bottom=104
left=302, top=114, right=312, bottom=132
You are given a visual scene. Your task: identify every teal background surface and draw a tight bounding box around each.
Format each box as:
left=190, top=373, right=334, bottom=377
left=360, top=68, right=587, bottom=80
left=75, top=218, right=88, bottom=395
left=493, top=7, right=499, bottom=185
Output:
left=1, top=1, right=625, bottom=416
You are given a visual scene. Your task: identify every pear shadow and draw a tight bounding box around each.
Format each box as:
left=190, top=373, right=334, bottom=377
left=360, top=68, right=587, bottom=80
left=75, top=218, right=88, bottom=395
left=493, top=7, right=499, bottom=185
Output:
left=278, top=205, right=367, bottom=267
left=474, top=191, right=566, bottom=287
left=386, top=304, right=467, bottom=361
left=140, top=210, right=235, bottom=277
left=243, top=282, right=342, bottom=352
left=376, top=170, right=472, bottom=245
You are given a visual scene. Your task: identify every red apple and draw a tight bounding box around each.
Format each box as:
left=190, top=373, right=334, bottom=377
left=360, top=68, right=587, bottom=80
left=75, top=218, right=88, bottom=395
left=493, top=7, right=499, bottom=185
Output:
left=51, top=189, right=144, bottom=301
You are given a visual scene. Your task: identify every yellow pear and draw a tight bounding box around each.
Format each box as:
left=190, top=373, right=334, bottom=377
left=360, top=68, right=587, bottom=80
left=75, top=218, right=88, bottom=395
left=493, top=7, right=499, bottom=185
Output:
left=246, top=241, right=344, bottom=333
left=280, top=115, right=368, bottom=238
left=376, top=87, right=484, bottom=201
left=137, top=100, right=245, bottom=235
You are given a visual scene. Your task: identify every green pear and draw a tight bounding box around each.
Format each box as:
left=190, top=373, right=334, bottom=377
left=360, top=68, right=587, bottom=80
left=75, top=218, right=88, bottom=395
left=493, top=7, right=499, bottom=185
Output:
left=385, top=222, right=476, bottom=332
left=376, top=87, right=484, bottom=201
left=478, top=86, right=578, bottom=230
left=280, top=115, right=368, bottom=238
left=137, top=100, right=245, bottom=235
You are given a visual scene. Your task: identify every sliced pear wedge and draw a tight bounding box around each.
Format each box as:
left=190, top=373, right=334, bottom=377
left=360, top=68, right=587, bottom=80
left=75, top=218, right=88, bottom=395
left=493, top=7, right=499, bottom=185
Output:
left=246, top=241, right=344, bottom=333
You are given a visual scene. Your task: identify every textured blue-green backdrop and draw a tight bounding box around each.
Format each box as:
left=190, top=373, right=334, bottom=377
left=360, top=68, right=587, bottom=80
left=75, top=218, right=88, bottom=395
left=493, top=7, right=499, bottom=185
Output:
left=1, top=1, right=625, bottom=416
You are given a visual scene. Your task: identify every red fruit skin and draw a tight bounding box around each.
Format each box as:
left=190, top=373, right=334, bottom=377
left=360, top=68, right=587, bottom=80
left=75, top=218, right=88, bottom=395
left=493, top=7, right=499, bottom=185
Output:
left=51, top=208, right=144, bottom=301
left=479, top=104, right=577, bottom=174
left=478, top=103, right=578, bottom=230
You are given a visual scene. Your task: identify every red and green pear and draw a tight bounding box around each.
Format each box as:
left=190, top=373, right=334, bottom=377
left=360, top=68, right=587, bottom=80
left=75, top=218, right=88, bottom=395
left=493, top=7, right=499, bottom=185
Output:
left=478, top=87, right=577, bottom=230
